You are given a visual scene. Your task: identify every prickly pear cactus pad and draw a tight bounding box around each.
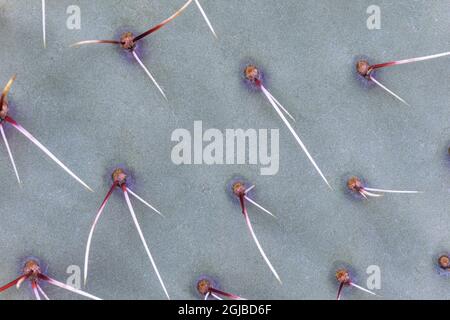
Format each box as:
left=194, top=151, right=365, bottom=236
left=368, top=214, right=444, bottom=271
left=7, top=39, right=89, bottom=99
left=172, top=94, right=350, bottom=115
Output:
left=0, top=0, right=449, bottom=300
